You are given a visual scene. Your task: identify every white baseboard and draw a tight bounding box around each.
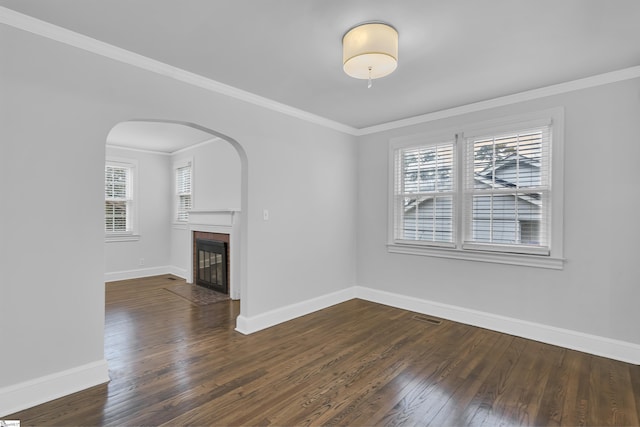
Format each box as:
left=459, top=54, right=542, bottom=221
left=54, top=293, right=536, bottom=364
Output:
left=235, top=287, right=356, bottom=335
left=104, top=266, right=173, bottom=282
left=233, top=285, right=640, bottom=364
left=0, top=359, right=110, bottom=417
left=168, top=265, right=188, bottom=280
left=355, top=286, right=640, bottom=365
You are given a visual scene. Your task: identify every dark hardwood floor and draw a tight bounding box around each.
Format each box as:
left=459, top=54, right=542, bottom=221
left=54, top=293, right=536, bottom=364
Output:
left=9, top=275, right=640, bottom=426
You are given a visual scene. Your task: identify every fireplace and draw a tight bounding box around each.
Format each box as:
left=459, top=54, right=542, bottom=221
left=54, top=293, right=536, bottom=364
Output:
left=194, top=233, right=229, bottom=294
left=188, top=209, right=239, bottom=299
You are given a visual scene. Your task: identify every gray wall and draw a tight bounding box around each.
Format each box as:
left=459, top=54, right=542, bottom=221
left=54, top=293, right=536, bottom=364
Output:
left=170, top=139, right=242, bottom=277
left=0, top=23, right=358, bottom=392
left=357, top=77, right=640, bottom=345
left=104, top=146, right=172, bottom=277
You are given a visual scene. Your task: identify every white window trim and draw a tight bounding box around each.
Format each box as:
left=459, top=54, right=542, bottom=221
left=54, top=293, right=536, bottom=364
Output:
left=388, top=107, right=565, bottom=269
left=173, top=157, right=194, bottom=225
left=105, top=157, right=140, bottom=243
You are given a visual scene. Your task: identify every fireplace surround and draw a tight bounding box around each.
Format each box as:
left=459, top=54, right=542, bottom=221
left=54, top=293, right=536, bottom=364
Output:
left=186, top=209, right=240, bottom=299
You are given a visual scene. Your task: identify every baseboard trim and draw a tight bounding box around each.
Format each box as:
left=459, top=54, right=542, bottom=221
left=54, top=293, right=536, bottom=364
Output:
left=104, top=266, right=173, bottom=282
left=0, top=359, right=110, bottom=417
left=233, top=285, right=640, bottom=364
left=168, top=265, right=188, bottom=280
left=355, top=286, right=640, bottom=365
left=235, top=287, right=356, bottom=335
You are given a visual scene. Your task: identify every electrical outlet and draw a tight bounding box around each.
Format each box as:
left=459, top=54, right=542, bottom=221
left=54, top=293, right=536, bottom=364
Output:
left=139, top=258, right=144, bottom=266
left=263, top=209, right=269, bottom=221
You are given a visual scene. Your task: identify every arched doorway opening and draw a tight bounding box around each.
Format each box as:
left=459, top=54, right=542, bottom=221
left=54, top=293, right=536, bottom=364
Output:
left=105, top=119, right=248, bottom=320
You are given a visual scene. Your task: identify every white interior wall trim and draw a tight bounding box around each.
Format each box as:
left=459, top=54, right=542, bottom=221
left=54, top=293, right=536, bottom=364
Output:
left=170, top=138, right=220, bottom=155
left=2, top=7, right=640, bottom=137
left=0, top=6, right=356, bottom=136
left=234, top=288, right=356, bottom=335
left=358, top=66, right=640, bottom=135
left=104, top=266, right=174, bottom=282
left=234, top=285, right=640, bottom=365
left=0, top=359, right=109, bottom=417
left=105, top=144, right=171, bottom=156
left=169, top=266, right=188, bottom=280
left=354, top=286, right=640, bottom=365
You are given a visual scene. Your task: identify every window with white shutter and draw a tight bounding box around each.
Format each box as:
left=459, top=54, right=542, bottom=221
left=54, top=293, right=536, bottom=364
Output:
left=393, top=140, right=455, bottom=247
left=175, top=162, right=192, bottom=222
left=388, top=108, right=564, bottom=269
left=463, top=125, right=551, bottom=255
left=105, top=158, right=138, bottom=240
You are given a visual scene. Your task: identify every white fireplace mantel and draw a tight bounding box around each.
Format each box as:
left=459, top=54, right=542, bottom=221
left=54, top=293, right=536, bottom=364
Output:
left=187, top=209, right=241, bottom=299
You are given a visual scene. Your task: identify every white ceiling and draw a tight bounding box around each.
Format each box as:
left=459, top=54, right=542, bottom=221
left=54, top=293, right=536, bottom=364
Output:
left=2, top=0, right=640, bottom=131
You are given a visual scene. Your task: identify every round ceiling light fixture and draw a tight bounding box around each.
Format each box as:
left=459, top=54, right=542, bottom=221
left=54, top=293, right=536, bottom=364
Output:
left=342, top=22, right=398, bottom=88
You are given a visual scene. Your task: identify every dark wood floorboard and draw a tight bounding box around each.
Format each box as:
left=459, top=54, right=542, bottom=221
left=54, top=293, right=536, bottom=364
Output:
left=8, top=275, right=640, bottom=426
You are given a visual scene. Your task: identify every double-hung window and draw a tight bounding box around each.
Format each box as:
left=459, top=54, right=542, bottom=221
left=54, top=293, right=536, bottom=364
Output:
left=393, top=139, right=456, bottom=247
left=175, top=160, right=192, bottom=222
left=105, top=158, right=138, bottom=240
left=463, top=125, right=551, bottom=254
left=389, top=109, right=564, bottom=269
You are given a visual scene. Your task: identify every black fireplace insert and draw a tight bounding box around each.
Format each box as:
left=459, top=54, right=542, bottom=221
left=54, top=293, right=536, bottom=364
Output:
left=195, top=239, right=228, bottom=294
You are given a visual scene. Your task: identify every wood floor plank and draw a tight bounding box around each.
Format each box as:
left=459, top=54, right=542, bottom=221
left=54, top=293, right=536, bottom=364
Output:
left=416, top=331, right=514, bottom=427
left=7, top=275, right=640, bottom=426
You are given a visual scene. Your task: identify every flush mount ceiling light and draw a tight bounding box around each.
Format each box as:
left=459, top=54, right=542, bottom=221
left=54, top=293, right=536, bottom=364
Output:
left=342, top=22, right=398, bottom=88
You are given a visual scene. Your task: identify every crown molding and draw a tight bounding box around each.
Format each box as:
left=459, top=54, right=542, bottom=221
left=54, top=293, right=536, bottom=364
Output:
left=0, top=7, right=359, bottom=136
left=106, top=135, right=222, bottom=156
left=105, top=144, right=171, bottom=156
left=3, top=6, right=640, bottom=138
left=356, top=65, right=640, bottom=135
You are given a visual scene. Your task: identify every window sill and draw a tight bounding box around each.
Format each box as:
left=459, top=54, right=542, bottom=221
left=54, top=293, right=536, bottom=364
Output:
left=105, top=234, right=140, bottom=243
left=172, top=222, right=188, bottom=230
left=387, top=243, right=564, bottom=270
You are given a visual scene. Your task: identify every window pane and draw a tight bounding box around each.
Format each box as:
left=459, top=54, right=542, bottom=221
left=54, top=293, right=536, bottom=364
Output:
left=176, top=166, right=191, bottom=194
left=473, top=139, right=494, bottom=189
left=396, top=141, right=454, bottom=244
left=177, top=195, right=192, bottom=221
left=402, top=196, right=453, bottom=243
left=176, top=165, right=192, bottom=221
left=403, top=152, right=419, bottom=194
left=471, top=192, right=544, bottom=245
left=105, top=201, right=128, bottom=232
left=473, top=131, right=543, bottom=190
left=401, top=144, right=453, bottom=194
left=105, top=163, right=132, bottom=233
left=466, top=125, right=550, bottom=251
left=471, top=195, right=491, bottom=242
left=105, top=166, right=129, bottom=199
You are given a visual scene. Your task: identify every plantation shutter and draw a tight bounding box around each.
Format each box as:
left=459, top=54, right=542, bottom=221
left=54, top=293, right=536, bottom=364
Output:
left=394, top=141, right=455, bottom=246
left=176, top=165, right=192, bottom=221
left=462, top=122, right=552, bottom=255
left=105, top=165, right=131, bottom=232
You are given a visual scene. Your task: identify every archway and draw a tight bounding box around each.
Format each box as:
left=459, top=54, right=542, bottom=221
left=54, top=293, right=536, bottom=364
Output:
left=105, top=119, right=249, bottom=322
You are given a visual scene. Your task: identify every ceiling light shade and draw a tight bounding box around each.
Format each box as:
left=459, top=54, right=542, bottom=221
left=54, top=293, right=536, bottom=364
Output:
left=343, top=22, right=398, bottom=83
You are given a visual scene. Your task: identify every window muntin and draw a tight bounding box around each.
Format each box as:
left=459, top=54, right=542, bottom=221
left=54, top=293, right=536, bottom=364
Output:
left=105, top=164, right=132, bottom=233
left=176, top=164, right=192, bottom=222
